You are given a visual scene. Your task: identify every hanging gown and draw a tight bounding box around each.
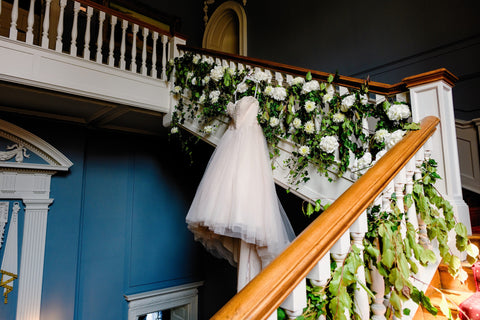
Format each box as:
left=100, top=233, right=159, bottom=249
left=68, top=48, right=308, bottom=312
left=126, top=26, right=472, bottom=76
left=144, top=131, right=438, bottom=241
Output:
left=186, top=96, right=295, bottom=282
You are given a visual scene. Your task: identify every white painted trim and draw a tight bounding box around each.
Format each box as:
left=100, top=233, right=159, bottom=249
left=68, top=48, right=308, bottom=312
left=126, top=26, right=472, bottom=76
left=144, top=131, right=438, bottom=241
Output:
left=203, top=1, right=247, bottom=56
left=124, top=282, right=203, bottom=320
left=0, top=118, right=73, bottom=320
left=456, top=118, right=480, bottom=194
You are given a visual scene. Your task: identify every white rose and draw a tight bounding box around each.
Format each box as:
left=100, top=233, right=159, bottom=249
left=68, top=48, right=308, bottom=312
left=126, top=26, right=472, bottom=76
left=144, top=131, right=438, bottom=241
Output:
left=340, top=94, right=356, bottom=112
left=209, top=90, right=220, bottom=103
left=210, top=66, right=225, bottom=81
left=192, top=54, right=201, bottom=64
left=357, top=152, right=372, bottom=169
left=387, top=104, right=411, bottom=121
left=186, top=71, right=194, bottom=79
left=385, top=129, right=406, bottom=149
left=237, top=82, right=248, bottom=93
left=290, top=77, right=305, bottom=86
left=292, top=118, right=302, bottom=129
left=298, top=145, right=310, bottom=156
left=322, top=93, right=334, bottom=104
left=302, top=80, right=320, bottom=93
left=202, top=76, right=210, bottom=85
left=374, top=129, right=389, bottom=143
left=172, top=86, right=182, bottom=94
left=272, top=87, right=287, bottom=101
left=198, top=93, right=206, bottom=104
left=264, top=85, right=274, bottom=96
left=170, top=127, right=178, bottom=134
left=253, top=70, right=272, bottom=83
left=203, top=125, right=213, bottom=134
left=332, top=112, right=345, bottom=123
left=191, top=78, right=197, bottom=85
left=304, top=120, right=315, bottom=134
left=270, top=117, right=280, bottom=127
left=320, top=136, right=339, bottom=154
left=304, top=100, right=316, bottom=113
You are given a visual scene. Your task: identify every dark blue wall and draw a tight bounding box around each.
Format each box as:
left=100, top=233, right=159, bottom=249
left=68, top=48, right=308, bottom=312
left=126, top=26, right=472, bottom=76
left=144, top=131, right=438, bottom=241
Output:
left=0, top=114, right=237, bottom=320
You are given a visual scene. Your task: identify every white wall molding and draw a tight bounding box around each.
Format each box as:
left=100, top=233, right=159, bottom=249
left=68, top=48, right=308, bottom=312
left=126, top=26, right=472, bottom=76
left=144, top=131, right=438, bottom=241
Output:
left=456, top=118, right=480, bottom=194
left=0, top=118, right=73, bottom=320
left=124, top=282, right=203, bottom=320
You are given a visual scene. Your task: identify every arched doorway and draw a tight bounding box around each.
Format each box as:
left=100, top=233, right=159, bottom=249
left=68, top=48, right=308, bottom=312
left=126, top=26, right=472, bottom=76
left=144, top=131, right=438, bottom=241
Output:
left=203, top=1, right=247, bottom=55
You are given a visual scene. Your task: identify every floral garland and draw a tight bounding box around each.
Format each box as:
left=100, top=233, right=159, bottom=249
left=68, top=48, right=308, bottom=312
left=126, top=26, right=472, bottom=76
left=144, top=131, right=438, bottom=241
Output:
left=167, top=52, right=419, bottom=187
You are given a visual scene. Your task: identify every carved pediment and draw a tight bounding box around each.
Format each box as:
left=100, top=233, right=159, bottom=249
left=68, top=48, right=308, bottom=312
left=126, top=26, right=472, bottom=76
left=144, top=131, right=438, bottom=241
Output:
left=0, top=119, right=73, bottom=172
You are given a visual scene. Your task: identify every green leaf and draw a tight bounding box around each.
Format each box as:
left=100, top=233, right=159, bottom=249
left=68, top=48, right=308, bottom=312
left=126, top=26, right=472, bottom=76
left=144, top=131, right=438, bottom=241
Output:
left=381, top=249, right=395, bottom=269
left=403, top=308, right=411, bottom=316
left=466, top=243, right=479, bottom=258
left=306, top=71, right=312, bottom=81
left=327, top=74, right=334, bottom=83
left=403, top=122, right=421, bottom=130
left=455, top=223, right=467, bottom=238
left=439, top=294, right=452, bottom=319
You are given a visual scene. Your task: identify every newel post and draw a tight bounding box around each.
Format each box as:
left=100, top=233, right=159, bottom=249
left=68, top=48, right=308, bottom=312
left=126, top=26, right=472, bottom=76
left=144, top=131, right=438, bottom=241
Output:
left=404, top=68, right=471, bottom=234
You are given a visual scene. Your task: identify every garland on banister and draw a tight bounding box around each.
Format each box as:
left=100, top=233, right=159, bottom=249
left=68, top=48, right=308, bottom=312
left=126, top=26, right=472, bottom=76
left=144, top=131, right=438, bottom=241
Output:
left=166, top=52, right=419, bottom=186
left=166, top=52, right=479, bottom=319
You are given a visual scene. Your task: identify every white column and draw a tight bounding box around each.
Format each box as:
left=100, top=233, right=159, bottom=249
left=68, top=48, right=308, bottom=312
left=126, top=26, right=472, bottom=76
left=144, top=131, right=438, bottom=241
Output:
left=151, top=32, right=158, bottom=78
left=96, top=11, right=106, bottom=63
left=26, top=0, right=36, bottom=44
left=130, top=24, right=139, bottom=72
left=161, top=34, right=168, bottom=80
left=351, top=211, right=369, bottom=320
left=16, top=198, right=53, bottom=320
left=141, top=27, right=149, bottom=75
left=9, top=0, right=19, bottom=40
left=119, top=20, right=128, bottom=70
left=70, top=1, right=80, bottom=56
left=41, top=0, right=52, bottom=48
left=108, top=15, right=117, bottom=66
left=168, top=35, right=186, bottom=61
left=408, top=79, right=471, bottom=234
left=83, top=6, right=93, bottom=59
left=55, top=0, right=67, bottom=52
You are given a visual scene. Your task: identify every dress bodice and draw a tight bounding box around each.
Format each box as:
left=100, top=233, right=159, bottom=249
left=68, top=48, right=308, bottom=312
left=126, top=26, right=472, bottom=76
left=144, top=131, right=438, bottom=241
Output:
left=227, top=96, right=259, bottom=129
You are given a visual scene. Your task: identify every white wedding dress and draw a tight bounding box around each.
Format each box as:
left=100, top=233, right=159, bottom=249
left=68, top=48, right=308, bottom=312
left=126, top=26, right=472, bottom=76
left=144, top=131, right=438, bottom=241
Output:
left=186, top=95, right=295, bottom=291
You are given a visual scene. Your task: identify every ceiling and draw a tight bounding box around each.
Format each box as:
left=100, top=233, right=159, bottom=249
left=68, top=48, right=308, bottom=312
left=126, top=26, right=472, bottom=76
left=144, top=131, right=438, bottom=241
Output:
left=0, top=81, right=168, bottom=136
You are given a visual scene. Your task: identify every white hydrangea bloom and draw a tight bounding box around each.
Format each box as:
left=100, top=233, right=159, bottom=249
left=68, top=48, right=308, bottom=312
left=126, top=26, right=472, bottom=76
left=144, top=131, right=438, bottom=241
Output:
left=270, top=117, right=280, bottom=127
left=302, top=80, right=320, bottom=93
left=172, top=86, right=182, bottom=94
left=357, top=152, right=372, bottom=169
left=202, top=76, right=210, bottom=86
left=170, top=127, right=178, bottom=134
left=191, top=78, right=197, bottom=85
left=385, top=129, right=406, bottom=149
left=374, top=129, right=389, bottom=143
left=272, top=87, right=287, bottom=101
left=320, top=136, right=339, bottom=154
left=332, top=112, right=345, bottom=123
left=209, top=90, right=220, bottom=103
left=290, top=77, right=305, bottom=86
left=304, top=120, right=315, bottom=134
left=387, top=104, right=411, bottom=121
left=192, top=54, right=201, bottom=64
left=186, top=72, right=194, bottom=79
left=203, top=125, right=213, bottom=134
left=264, top=85, right=274, bottom=96
left=340, top=94, right=356, bottom=112
left=227, top=67, right=236, bottom=76
left=237, top=82, right=248, bottom=93
left=304, top=100, right=316, bottom=113
left=292, top=118, right=302, bottom=129
left=253, top=70, right=272, bottom=83
left=323, top=93, right=334, bottom=104
left=375, top=149, right=387, bottom=162
left=210, top=66, right=225, bottom=81
left=201, top=56, right=214, bottom=64
left=198, top=93, right=206, bottom=104
left=298, top=145, right=310, bottom=156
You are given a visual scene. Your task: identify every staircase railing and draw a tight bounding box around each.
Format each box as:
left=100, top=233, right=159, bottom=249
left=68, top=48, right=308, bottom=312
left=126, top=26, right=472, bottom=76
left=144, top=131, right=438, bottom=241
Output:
left=212, top=116, right=440, bottom=319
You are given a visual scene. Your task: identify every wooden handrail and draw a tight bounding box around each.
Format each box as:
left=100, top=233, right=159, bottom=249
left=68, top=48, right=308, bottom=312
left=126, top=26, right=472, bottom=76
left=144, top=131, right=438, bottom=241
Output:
left=178, top=45, right=457, bottom=95
left=211, top=116, right=440, bottom=319
left=75, top=0, right=187, bottom=39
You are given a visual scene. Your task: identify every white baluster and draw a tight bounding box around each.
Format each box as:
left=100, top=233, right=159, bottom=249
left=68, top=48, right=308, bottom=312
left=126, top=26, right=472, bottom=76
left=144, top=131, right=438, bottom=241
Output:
left=275, top=72, right=284, bottom=86
left=395, top=168, right=407, bottom=239
left=141, top=27, right=149, bottom=75
left=221, top=59, right=229, bottom=68
left=95, top=11, right=105, bottom=63
left=331, top=230, right=351, bottom=319
left=151, top=32, right=158, bottom=78
left=55, top=0, right=67, bottom=52
left=108, top=15, right=117, bottom=66
left=130, top=24, right=139, bottom=72
left=307, top=254, right=330, bottom=320
left=9, top=0, right=19, bottom=40
left=415, top=151, right=430, bottom=248
left=237, top=63, right=245, bottom=73
left=370, top=264, right=386, bottom=320
left=281, top=279, right=307, bottom=320
left=70, top=1, right=80, bottom=56
left=351, top=211, right=369, bottom=320
left=41, top=0, right=52, bottom=48
left=119, top=20, right=128, bottom=69
left=215, top=57, right=221, bottom=65
left=161, top=35, right=168, bottom=80
left=405, top=160, right=419, bottom=232
left=25, top=0, right=35, bottom=44
left=264, top=70, right=273, bottom=84
left=83, top=6, right=93, bottom=59
left=375, top=94, right=386, bottom=105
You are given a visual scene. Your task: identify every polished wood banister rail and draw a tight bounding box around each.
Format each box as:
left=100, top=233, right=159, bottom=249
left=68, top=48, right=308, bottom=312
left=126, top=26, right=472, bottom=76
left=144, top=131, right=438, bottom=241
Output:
left=177, top=45, right=458, bottom=95
left=211, top=116, right=440, bottom=319
left=74, top=0, right=187, bottom=39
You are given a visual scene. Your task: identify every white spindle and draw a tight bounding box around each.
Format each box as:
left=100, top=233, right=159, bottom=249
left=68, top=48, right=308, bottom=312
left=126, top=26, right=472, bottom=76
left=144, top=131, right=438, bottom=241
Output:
left=215, top=57, right=221, bottom=65
left=395, top=168, right=407, bottom=239
left=281, top=279, right=307, bottom=320
left=55, top=0, right=67, bottom=52
left=95, top=11, right=105, bottom=63
left=237, top=63, right=245, bottom=73
left=131, top=24, right=139, bottom=72
left=264, top=70, right=273, bottom=84
left=161, top=35, right=168, bottom=79
left=41, top=0, right=52, bottom=48
left=275, top=72, right=284, bottom=86
left=108, top=16, right=117, bottom=66
left=351, top=211, right=369, bottom=319
left=141, top=27, right=149, bottom=75
left=415, top=152, right=430, bottom=248
left=151, top=32, right=158, bottom=78
left=375, top=94, right=386, bottom=105
left=395, top=92, right=408, bottom=103
left=405, top=160, right=419, bottom=232
left=70, top=1, right=80, bottom=56
left=26, top=0, right=35, bottom=44
left=307, top=254, right=331, bottom=320
left=331, top=230, right=351, bottom=319
left=9, top=0, right=19, bottom=40
left=370, top=265, right=386, bottom=320
left=119, top=20, right=128, bottom=70
left=83, top=6, right=93, bottom=59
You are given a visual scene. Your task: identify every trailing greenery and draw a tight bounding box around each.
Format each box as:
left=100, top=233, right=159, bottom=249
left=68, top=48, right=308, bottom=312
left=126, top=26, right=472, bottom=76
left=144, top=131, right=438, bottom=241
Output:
left=168, top=52, right=416, bottom=186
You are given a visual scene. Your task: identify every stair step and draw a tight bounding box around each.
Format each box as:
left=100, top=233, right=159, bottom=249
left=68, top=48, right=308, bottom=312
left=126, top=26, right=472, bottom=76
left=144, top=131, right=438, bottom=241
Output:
left=438, top=262, right=477, bottom=292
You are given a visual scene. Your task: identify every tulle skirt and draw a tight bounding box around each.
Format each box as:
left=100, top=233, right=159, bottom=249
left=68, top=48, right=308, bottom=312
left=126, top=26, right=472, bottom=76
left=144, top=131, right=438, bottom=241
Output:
left=186, top=122, right=295, bottom=266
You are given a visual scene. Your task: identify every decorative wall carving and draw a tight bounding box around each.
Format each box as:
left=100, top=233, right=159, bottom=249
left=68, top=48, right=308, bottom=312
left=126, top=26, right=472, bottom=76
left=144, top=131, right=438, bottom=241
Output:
left=0, top=144, right=29, bottom=162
